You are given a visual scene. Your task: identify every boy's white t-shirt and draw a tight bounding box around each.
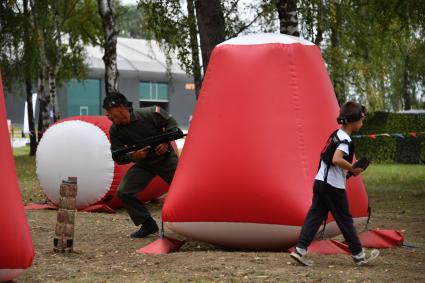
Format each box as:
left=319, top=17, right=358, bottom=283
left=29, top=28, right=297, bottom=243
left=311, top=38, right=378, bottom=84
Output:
left=315, top=129, right=351, bottom=189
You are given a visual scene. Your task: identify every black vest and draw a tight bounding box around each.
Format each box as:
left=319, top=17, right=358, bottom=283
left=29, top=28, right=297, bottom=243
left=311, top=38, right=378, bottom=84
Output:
left=319, top=129, right=354, bottom=182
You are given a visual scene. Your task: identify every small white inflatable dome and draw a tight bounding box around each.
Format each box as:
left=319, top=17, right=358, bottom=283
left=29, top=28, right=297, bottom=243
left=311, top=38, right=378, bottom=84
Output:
left=36, top=119, right=114, bottom=209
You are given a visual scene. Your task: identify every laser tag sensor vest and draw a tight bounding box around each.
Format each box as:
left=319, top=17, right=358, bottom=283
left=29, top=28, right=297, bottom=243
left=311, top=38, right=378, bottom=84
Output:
left=317, top=129, right=354, bottom=187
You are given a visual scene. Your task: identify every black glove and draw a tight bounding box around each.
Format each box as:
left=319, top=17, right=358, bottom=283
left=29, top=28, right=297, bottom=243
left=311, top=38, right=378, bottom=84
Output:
left=347, top=157, right=370, bottom=179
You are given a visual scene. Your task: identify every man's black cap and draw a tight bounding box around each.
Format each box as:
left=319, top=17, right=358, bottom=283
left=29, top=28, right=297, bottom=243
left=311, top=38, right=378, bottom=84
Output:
left=102, top=92, right=132, bottom=109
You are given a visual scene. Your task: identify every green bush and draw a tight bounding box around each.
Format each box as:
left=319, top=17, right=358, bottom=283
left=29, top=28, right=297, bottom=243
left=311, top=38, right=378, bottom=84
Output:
left=353, top=112, right=425, bottom=164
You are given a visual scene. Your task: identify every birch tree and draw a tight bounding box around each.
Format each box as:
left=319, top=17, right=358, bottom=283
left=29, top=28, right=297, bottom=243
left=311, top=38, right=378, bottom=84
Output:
left=139, top=0, right=270, bottom=98
left=29, top=0, right=89, bottom=137
left=275, top=0, right=300, bottom=37
left=46, top=0, right=69, bottom=122
left=97, top=0, right=119, bottom=95
left=139, top=0, right=424, bottom=110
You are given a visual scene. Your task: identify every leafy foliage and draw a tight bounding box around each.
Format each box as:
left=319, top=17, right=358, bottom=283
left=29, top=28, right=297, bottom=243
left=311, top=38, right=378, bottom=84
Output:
left=0, top=1, right=94, bottom=92
left=0, top=1, right=35, bottom=92
left=138, top=0, right=194, bottom=75
left=116, top=3, right=145, bottom=38
left=354, top=112, right=425, bottom=163
left=300, top=0, right=425, bottom=111
left=136, top=0, right=424, bottom=108
left=2, top=0, right=425, bottom=110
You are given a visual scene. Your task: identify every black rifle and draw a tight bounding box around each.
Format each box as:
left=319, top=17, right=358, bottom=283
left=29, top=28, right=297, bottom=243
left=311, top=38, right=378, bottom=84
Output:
left=346, top=157, right=370, bottom=179
left=111, top=128, right=186, bottom=160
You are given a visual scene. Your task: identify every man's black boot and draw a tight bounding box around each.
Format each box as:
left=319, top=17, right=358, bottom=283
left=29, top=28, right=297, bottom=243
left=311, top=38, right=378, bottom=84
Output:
left=130, top=217, right=159, bottom=238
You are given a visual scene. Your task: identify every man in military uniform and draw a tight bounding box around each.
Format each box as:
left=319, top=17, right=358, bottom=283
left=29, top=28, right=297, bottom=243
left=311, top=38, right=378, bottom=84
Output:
left=103, top=92, right=179, bottom=238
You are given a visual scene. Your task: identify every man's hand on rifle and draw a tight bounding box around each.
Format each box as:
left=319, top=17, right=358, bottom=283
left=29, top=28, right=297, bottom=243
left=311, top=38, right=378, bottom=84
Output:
left=130, top=146, right=150, bottom=161
left=155, top=143, right=169, bottom=155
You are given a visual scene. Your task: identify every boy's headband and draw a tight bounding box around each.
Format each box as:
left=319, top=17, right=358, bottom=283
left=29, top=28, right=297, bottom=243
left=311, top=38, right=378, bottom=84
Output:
left=337, top=105, right=366, bottom=125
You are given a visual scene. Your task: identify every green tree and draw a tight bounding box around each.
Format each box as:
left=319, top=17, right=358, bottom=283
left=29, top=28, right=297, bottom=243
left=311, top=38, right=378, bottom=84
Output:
left=296, top=0, right=425, bottom=111
left=30, top=0, right=91, bottom=135
left=138, top=0, right=276, bottom=98
left=97, top=0, right=119, bottom=95
left=343, top=0, right=425, bottom=111
left=1, top=1, right=92, bottom=145
left=116, top=4, right=145, bottom=38
left=0, top=1, right=39, bottom=154
left=133, top=0, right=425, bottom=111
left=138, top=0, right=202, bottom=97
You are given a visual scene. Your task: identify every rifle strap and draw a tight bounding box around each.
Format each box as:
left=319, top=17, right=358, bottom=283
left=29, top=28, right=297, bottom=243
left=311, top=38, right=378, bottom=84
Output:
left=365, top=204, right=372, bottom=231
left=319, top=214, right=328, bottom=240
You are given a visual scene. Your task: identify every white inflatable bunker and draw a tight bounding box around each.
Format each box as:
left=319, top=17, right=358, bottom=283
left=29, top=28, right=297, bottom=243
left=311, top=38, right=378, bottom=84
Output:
left=36, top=116, right=170, bottom=210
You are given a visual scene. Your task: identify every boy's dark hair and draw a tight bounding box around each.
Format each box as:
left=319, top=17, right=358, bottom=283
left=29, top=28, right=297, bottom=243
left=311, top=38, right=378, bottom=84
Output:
left=337, top=101, right=366, bottom=124
left=102, top=92, right=132, bottom=109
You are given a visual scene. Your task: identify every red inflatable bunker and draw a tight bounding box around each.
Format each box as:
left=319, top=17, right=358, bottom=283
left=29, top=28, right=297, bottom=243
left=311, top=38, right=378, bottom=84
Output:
left=36, top=116, right=174, bottom=210
left=0, top=74, right=34, bottom=281
left=162, top=33, right=369, bottom=250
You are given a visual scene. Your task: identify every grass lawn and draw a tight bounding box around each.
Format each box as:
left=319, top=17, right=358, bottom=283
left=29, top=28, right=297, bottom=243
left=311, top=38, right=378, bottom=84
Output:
left=11, top=146, right=425, bottom=282
left=362, top=163, right=425, bottom=214
left=14, top=146, right=45, bottom=205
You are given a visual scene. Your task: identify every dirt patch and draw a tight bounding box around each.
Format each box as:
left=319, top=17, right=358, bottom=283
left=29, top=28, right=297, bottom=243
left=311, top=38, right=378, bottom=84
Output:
left=19, top=200, right=425, bottom=283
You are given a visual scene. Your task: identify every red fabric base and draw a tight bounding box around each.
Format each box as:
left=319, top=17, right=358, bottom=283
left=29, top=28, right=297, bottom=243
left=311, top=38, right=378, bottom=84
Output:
left=289, top=229, right=404, bottom=254
left=79, top=204, right=115, bottom=213
left=136, top=237, right=185, bottom=254
left=288, top=239, right=351, bottom=255
left=24, top=203, right=57, bottom=210
left=357, top=229, right=404, bottom=249
left=24, top=203, right=115, bottom=213
left=308, top=239, right=351, bottom=254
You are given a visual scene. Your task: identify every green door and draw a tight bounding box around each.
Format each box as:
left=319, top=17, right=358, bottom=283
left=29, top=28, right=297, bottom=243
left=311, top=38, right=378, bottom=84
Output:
left=67, top=79, right=101, bottom=116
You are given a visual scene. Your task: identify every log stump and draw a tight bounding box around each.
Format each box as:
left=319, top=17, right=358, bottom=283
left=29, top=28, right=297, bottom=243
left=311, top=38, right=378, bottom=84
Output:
left=53, top=177, right=77, bottom=253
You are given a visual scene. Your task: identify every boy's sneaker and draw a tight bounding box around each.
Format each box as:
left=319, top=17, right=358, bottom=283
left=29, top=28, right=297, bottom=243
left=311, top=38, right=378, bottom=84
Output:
left=290, top=247, right=314, bottom=266
left=352, top=249, right=380, bottom=266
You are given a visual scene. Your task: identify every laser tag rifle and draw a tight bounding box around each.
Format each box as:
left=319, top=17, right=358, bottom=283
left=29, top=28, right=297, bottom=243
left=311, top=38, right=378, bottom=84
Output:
left=112, top=128, right=186, bottom=160
left=347, top=157, right=371, bottom=179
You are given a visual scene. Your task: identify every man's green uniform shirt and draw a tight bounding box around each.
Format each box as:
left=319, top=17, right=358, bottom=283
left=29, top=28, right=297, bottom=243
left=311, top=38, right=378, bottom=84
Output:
left=109, top=106, right=178, bottom=166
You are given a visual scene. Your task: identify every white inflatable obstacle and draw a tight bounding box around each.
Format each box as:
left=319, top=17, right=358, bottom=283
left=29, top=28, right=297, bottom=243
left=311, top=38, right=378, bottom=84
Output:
left=36, top=116, right=171, bottom=210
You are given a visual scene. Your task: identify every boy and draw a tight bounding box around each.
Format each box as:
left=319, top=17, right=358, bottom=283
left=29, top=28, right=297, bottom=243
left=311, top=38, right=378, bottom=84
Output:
left=290, top=101, right=379, bottom=266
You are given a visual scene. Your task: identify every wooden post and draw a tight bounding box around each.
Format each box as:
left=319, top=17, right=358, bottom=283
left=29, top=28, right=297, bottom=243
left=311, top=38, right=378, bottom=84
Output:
left=53, top=177, right=77, bottom=253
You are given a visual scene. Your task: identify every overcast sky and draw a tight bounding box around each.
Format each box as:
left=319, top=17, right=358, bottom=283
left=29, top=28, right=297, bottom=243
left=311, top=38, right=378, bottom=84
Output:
left=120, top=0, right=138, bottom=5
